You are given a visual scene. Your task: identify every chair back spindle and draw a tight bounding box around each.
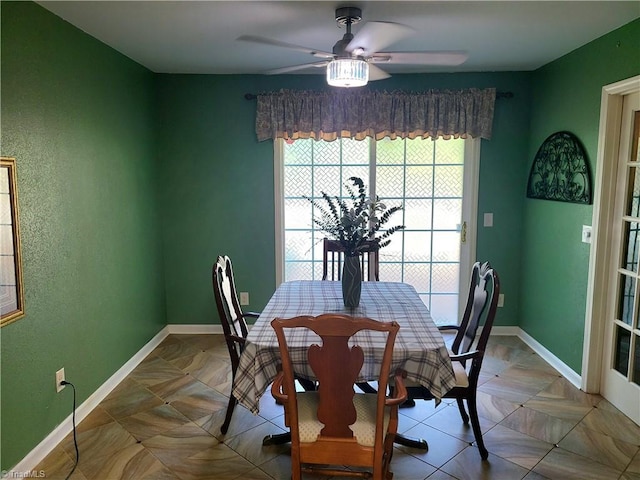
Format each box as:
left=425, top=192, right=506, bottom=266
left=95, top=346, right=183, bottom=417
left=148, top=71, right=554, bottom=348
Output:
left=213, top=256, right=248, bottom=363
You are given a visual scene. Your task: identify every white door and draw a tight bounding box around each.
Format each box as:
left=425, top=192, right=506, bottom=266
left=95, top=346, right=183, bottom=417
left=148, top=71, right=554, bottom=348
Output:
left=275, top=136, right=479, bottom=326
left=602, top=90, right=640, bottom=424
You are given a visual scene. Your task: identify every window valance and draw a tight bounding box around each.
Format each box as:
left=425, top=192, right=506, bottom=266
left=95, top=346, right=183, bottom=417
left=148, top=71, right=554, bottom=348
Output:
left=255, top=88, right=496, bottom=142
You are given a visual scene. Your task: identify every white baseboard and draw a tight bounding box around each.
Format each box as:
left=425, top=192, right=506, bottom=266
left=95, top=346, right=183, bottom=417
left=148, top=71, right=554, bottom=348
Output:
left=517, top=328, right=582, bottom=388
left=10, top=326, right=171, bottom=476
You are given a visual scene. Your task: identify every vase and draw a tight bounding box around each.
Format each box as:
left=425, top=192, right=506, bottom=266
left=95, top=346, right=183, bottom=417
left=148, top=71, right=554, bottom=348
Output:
left=342, top=255, right=362, bottom=308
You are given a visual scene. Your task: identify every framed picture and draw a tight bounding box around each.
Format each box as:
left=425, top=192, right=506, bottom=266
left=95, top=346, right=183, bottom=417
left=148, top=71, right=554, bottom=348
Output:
left=1, top=156, right=25, bottom=326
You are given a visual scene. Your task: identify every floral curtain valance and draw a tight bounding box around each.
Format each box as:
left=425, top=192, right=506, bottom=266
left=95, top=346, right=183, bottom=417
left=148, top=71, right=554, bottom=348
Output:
left=255, top=88, right=496, bottom=142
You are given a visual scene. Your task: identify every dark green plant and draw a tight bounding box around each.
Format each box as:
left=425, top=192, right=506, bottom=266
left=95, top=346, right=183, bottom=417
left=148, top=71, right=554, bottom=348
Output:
left=304, top=177, right=405, bottom=256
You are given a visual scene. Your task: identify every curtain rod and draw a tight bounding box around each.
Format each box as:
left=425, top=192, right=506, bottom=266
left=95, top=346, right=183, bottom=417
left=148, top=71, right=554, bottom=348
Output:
left=244, top=91, right=513, bottom=100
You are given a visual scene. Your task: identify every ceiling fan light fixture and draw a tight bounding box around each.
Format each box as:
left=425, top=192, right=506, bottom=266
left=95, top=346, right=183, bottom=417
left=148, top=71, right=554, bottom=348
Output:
left=326, top=58, right=369, bottom=87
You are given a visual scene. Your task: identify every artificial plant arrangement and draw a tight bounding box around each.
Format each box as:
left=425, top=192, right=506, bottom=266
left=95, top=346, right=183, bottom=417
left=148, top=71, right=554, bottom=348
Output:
left=304, top=176, right=405, bottom=256
left=304, top=176, right=404, bottom=307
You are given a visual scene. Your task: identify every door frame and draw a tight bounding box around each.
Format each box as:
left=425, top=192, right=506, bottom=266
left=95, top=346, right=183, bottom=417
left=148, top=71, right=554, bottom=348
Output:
left=583, top=75, right=640, bottom=394
left=460, top=138, right=480, bottom=315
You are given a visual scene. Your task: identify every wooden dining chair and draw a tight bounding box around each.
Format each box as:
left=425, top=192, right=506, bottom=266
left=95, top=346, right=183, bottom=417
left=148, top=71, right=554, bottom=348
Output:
left=395, top=262, right=500, bottom=459
left=322, top=238, right=380, bottom=281
left=270, top=314, right=407, bottom=480
left=212, top=255, right=260, bottom=434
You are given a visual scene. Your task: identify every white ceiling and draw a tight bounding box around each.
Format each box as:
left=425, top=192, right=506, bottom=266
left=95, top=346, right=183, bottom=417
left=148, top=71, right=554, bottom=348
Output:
left=38, top=1, right=639, bottom=75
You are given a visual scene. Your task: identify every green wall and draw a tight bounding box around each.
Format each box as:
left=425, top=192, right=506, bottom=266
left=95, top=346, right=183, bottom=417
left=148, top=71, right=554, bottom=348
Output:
left=521, top=19, right=640, bottom=373
left=155, top=72, right=531, bottom=328
left=0, top=2, right=166, bottom=469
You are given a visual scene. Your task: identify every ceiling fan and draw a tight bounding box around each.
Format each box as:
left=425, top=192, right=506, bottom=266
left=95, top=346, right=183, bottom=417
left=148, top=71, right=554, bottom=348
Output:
left=237, top=6, right=468, bottom=87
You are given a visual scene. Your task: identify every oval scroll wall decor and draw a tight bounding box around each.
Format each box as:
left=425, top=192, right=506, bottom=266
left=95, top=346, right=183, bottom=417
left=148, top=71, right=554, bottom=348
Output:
left=526, top=131, right=592, bottom=204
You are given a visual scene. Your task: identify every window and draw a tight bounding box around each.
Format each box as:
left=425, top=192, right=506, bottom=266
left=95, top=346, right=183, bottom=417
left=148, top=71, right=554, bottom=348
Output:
left=275, top=137, right=478, bottom=324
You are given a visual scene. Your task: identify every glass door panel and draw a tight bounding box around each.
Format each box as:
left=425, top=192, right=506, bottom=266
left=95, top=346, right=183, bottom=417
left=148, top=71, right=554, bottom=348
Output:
left=281, top=136, right=470, bottom=325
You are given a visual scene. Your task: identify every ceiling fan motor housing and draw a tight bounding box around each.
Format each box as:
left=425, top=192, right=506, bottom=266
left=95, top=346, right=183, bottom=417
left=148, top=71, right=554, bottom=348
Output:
left=335, top=7, right=362, bottom=26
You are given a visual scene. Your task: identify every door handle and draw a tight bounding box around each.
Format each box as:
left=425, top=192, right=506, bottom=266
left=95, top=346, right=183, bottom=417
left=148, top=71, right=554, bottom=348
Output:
left=461, top=221, right=467, bottom=244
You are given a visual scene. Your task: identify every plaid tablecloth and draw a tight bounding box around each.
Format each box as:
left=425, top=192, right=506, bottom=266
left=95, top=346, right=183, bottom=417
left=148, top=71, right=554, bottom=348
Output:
left=232, top=280, right=456, bottom=414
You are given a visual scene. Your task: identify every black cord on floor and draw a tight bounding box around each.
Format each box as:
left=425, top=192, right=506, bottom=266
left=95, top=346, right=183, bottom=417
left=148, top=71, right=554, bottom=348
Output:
left=61, top=381, right=79, bottom=480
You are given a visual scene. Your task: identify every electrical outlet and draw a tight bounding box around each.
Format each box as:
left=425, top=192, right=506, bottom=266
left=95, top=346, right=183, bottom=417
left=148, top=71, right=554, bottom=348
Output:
left=498, top=294, right=505, bottom=307
left=240, top=292, right=249, bottom=305
left=56, top=368, right=66, bottom=393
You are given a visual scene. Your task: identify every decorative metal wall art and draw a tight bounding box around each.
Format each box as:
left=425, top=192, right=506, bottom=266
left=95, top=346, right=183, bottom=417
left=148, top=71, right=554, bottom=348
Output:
left=526, top=131, right=592, bottom=204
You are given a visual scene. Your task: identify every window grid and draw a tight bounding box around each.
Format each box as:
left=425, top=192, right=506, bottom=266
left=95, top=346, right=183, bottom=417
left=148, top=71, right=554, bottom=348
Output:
left=283, top=137, right=464, bottom=324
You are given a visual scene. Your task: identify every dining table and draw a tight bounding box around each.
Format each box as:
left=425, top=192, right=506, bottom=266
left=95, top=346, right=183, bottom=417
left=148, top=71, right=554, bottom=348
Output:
left=231, top=280, right=457, bottom=449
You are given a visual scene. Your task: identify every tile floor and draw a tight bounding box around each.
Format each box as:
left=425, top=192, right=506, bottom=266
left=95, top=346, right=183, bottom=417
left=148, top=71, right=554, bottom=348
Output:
left=35, top=334, right=640, bottom=480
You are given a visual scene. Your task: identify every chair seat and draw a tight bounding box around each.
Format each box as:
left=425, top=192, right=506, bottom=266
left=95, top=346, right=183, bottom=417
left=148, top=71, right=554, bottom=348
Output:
left=451, top=361, right=469, bottom=388
left=444, top=349, right=470, bottom=388
left=297, top=392, right=390, bottom=447
left=399, top=360, right=469, bottom=390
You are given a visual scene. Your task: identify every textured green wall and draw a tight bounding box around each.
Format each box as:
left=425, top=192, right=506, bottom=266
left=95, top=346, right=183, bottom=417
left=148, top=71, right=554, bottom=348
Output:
left=521, top=19, right=640, bottom=373
left=155, top=72, right=531, bottom=328
left=0, top=2, right=166, bottom=469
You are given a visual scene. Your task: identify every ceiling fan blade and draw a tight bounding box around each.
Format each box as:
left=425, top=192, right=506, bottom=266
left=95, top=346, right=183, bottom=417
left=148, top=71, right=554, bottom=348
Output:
left=265, top=61, right=329, bottom=75
left=347, top=21, right=414, bottom=56
left=371, top=51, right=469, bottom=66
left=368, top=64, right=391, bottom=81
left=237, top=35, right=334, bottom=59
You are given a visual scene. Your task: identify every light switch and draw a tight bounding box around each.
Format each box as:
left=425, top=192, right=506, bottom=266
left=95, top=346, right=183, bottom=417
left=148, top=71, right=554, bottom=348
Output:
left=484, top=213, right=493, bottom=227
left=582, top=225, right=592, bottom=244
